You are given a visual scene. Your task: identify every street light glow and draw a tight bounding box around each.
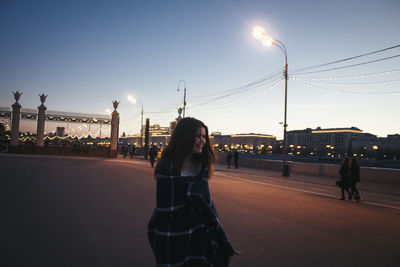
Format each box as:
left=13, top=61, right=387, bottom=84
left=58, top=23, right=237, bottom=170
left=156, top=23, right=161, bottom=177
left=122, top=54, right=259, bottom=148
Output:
left=262, top=38, right=274, bottom=47
left=127, top=94, right=137, bottom=104
left=252, top=26, right=266, bottom=40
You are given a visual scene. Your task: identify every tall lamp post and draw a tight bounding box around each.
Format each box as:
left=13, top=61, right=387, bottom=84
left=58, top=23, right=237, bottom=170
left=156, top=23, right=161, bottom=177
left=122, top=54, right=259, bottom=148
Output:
left=253, top=26, right=290, bottom=177
left=177, top=80, right=187, bottom=118
left=127, top=95, right=144, bottom=147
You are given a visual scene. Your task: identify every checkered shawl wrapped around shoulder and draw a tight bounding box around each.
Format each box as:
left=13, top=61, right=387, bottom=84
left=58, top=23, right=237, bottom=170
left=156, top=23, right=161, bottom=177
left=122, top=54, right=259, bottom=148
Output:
left=148, top=159, right=237, bottom=267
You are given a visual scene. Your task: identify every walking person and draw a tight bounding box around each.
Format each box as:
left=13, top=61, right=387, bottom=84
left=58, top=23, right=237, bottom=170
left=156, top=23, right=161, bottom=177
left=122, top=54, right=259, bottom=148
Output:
left=226, top=150, right=232, bottom=168
left=148, top=117, right=238, bottom=266
left=122, top=144, right=128, bottom=158
left=149, top=144, right=157, bottom=168
left=350, top=157, right=361, bottom=200
left=234, top=150, right=239, bottom=169
left=338, top=156, right=352, bottom=200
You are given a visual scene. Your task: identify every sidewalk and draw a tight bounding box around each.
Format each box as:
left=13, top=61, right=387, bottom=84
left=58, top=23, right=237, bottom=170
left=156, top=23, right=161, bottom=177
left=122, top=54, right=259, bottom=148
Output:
left=214, top=163, right=400, bottom=197
left=2, top=152, right=398, bottom=197
left=115, top=154, right=399, bottom=196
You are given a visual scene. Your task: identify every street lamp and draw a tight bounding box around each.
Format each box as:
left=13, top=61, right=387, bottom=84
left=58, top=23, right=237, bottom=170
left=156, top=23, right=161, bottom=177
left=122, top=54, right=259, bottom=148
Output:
left=127, top=95, right=144, bottom=147
left=177, top=80, right=187, bottom=118
left=253, top=26, right=290, bottom=177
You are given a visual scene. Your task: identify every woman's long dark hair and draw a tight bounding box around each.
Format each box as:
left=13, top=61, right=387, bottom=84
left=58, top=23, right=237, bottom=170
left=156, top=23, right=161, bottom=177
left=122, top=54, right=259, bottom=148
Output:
left=154, top=117, right=216, bottom=178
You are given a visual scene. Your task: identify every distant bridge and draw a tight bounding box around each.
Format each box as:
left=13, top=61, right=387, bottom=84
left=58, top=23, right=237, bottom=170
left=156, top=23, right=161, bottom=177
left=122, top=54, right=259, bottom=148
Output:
left=0, top=107, right=111, bottom=138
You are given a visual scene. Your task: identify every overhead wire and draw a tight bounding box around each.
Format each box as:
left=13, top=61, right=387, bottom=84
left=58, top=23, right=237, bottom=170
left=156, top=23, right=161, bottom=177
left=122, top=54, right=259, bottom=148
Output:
left=291, top=55, right=400, bottom=76
left=194, top=80, right=284, bottom=116
left=188, top=76, right=284, bottom=109
left=191, top=67, right=284, bottom=100
left=291, top=44, right=400, bottom=73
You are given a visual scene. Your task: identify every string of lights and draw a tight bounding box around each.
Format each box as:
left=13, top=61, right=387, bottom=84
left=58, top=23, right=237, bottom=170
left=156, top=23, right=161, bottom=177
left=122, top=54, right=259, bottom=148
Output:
left=293, top=78, right=400, bottom=95
left=291, top=76, right=400, bottom=87
left=293, top=68, right=400, bottom=81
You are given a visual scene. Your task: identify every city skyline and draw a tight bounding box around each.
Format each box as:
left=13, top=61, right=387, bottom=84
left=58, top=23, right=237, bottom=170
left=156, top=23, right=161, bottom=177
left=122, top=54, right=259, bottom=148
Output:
left=0, top=105, right=394, bottom=141
left=1, top=0, right=399, bottom=139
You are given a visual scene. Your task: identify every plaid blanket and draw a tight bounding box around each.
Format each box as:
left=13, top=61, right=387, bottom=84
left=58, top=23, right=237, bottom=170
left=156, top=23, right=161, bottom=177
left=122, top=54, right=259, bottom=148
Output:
left=148, top=160, right=237, bottom=266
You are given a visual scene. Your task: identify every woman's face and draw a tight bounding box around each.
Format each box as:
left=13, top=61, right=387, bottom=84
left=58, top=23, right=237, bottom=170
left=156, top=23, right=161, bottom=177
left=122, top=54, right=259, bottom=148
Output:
left=193, top=127, right=206, bottom=154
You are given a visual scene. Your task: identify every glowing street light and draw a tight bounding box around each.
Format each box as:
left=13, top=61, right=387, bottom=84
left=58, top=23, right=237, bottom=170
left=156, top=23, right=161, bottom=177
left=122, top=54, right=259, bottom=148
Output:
left=127, top=94, right=144, bottom=147
left=252, top=26, right=290, bottom=177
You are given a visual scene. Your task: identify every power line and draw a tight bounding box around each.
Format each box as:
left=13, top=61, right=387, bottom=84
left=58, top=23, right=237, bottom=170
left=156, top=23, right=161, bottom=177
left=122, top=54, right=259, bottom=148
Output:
left=189, top=77, right=283, bottom=108
left=192, top=67, right=284, bottom=99
left=142, top=68, right=284, bottom=115
left=291, top=44, right=400, bottom=73
left=292, top=55, right=400, bottom=76
left=193, top=80, right=283, bottom=113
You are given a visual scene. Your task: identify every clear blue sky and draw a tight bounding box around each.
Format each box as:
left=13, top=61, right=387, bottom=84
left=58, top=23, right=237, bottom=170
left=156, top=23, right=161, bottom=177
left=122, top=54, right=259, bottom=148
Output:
left=1, top=0, right=399, bottom=139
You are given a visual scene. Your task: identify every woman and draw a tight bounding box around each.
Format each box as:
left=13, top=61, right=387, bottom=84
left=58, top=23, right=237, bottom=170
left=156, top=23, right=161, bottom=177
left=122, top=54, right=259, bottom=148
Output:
left=339, top=156, right=352, bottom=200
left=148, top=117, right=237, bottom=266
left=350, top=157, right=361, bottom=200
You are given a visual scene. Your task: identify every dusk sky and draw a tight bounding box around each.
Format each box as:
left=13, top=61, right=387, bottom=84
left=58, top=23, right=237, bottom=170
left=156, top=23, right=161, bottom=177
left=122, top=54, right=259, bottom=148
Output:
left=1, top=0, right=399, bottom=139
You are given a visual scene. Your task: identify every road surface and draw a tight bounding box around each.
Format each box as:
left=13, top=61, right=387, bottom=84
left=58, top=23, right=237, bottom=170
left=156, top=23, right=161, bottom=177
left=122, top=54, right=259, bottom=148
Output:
left=1, top=153, right=399, bottom=266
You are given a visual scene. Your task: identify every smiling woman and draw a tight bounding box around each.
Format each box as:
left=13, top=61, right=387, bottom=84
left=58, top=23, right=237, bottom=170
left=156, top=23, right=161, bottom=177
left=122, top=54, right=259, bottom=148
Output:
left=148, top=117, right=238, bottom=266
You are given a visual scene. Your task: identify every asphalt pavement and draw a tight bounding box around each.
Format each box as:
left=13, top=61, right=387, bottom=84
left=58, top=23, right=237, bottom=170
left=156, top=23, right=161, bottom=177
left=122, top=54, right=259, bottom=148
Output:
left=1, top=153, right=399, bottom=266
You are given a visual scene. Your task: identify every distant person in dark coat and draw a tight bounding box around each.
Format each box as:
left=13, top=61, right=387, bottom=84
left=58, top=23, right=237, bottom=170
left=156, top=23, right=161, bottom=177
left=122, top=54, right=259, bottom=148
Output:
left=149, top=144, right=157, bottom=168
left=339, top=156, right=352, bottom=200
left=147, top=117, right=238, bottom=266
left=122, top=144, right=128, bottom=158
left=226, top=150, right=233, bottom=168
left=350, top=157, right=361, bottom=200
left=129, top=145, right=135, bottom=159
left=234, top=150, right=239, bottom=169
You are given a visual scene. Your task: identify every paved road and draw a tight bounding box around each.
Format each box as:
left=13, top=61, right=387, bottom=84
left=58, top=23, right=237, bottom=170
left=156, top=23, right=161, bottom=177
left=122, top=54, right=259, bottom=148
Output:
left=1, top=154, right=399, bottom=266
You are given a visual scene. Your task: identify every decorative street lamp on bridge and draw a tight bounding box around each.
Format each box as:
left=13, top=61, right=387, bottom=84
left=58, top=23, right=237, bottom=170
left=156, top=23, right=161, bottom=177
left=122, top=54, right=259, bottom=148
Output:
left=253, top=26, right=290, bottom=177
left=177, top=80, right=187, bottom=118
left=127, top=95, right=144, bottom=147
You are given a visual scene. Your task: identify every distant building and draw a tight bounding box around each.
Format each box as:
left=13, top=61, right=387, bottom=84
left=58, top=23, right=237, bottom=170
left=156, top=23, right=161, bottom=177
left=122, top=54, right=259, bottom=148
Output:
left=123, top=123, right=171, bottom=147
left=211, top=132, right=277, bottom=151
left=287, top=127, right=364, bottom=157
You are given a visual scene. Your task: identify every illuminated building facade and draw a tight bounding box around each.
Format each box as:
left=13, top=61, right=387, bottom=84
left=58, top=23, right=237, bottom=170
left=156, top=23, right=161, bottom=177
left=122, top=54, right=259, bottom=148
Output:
left=122, top=123, right=171, bottom=147
left=287, top=127, right=365, bottom=157
left=0, top=106, right=111, bottom=138
left=211, top=132, right=277, bottom=151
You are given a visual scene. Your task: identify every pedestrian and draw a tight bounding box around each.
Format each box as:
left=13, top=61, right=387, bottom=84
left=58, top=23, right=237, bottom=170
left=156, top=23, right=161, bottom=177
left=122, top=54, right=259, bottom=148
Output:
left=149, top=144, right=157, bottom=168
left=338, top=156, right=352, bottom=200
left=350, top=157, right=361, bottom=200
left=234, top=150, right=239, bottom=169
left=122, top=144, right=128, bottom=158
left=148, top=117, right=238, bottom=266
left=129, top=145, right=134, bottom=159
left=157, top=148, right=162, bottom=161
left=226, top=150, right=233, bottom=168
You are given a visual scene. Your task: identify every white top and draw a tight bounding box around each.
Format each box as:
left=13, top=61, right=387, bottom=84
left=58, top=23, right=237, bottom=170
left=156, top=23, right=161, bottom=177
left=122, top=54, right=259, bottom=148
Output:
left=181, top=160, right=201, bottom=176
